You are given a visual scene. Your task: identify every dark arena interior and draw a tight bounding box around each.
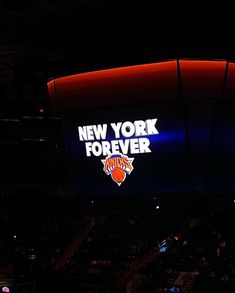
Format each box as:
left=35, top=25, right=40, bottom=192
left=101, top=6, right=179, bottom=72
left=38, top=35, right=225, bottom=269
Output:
left=1, top=1, right=235, bottom=293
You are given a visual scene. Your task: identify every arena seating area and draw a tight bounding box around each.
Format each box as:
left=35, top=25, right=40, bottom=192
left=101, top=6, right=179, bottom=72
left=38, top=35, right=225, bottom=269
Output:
left=1, top=192, right=233, bottom=292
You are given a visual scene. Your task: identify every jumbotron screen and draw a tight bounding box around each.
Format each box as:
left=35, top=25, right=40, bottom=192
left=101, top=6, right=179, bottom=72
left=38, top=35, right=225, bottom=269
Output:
left=63, top=100, right=235, bottom=194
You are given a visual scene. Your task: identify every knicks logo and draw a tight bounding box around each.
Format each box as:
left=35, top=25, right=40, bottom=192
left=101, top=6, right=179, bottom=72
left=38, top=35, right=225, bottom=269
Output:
left=101, top=153, right=134, bottom=186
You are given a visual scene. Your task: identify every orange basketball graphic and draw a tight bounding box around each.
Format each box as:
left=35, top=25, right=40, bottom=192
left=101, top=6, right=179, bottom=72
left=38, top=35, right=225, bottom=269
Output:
left=102, top=153, right=134, bottom=186
left=111, top=167, right=125, bottom=184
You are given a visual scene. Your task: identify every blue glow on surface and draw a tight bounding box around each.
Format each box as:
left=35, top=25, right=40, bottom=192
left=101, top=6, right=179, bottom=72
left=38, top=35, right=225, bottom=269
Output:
left=148, top=132, right=185, bottom=142
left=103, top=131, right=185, bottom=144
left=67, top=131, right=185, bottom=156
left=111, top=154, right=121, bottom=158
left=160, top=246, right=167, bottom=253
left=170, top=287, right=180, bottom=293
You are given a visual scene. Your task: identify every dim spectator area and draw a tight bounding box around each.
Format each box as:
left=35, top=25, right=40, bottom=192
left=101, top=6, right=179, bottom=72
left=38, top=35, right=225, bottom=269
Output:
left=0, top=191, right=234, bottom=292
left=0, top=190, right=82, bottom=274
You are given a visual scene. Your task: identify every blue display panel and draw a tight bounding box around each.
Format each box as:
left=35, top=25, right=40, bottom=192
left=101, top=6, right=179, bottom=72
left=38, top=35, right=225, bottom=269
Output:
left=186, top=100, right=215, bottom=191
left=63, top=100, right=235, bottom=194
left=207, top=101, right=235, bottom=192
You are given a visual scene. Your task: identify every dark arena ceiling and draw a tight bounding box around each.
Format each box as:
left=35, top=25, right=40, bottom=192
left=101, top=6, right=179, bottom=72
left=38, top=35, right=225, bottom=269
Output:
left=1, top=0, right=235, bottom=189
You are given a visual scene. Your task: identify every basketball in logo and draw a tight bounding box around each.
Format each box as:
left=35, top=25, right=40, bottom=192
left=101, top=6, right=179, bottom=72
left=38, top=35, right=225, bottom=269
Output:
left=101, top=153, right=134, bottom=186
left=111, top=167, right=126, bottom=185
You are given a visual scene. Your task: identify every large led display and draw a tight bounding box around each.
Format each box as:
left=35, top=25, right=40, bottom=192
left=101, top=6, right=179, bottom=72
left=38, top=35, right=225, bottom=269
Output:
left=64, top=101, right=191, bottom=194
left=48, top=60, right=235, bottom=194
left=64, top=100, right=235, bottom=194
